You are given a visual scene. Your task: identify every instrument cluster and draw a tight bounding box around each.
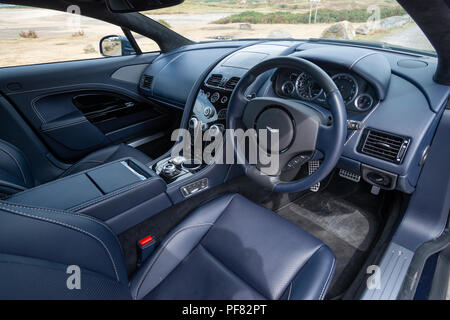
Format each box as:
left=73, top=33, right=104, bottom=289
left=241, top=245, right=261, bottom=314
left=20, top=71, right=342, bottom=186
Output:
left=276, top=69, right=378, bottom=113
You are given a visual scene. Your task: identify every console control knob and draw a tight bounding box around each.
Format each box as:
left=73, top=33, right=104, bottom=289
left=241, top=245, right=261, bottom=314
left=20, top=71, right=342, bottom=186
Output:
left=162, top=163, right=177, bottom=176
left=209, top=124, right=223, bottom=136
left=347, top=120, right=362, bottom=130
left=210, top=92, right=220, bottom=103
left=171, top=156, right=186, bottom=167
left=189, top=117, right=199, bottom=129
left=203, top=106, right=215, bottom=118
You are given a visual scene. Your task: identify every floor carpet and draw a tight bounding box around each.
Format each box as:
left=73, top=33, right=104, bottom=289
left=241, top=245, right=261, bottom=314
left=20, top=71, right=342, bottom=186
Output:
left=276, top=176, right=382, bottom=298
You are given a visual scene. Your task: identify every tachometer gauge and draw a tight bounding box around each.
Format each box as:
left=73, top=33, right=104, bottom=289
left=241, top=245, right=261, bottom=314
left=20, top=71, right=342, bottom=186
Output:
left=281, top=81, right=295, bottom=96
left=295, top=72, right=323, bottom=100
left=332, top=73, right=358, bottom=104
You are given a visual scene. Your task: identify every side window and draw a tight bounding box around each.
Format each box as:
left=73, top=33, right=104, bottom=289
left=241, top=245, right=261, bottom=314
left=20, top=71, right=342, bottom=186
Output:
left=0, top=5, right=159, bottom=67
left=131, top=31, right=160, bottom=53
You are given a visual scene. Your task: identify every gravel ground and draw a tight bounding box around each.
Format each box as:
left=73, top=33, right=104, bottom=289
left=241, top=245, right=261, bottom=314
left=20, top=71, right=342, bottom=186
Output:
left=379, top=23, right=434, bottom=51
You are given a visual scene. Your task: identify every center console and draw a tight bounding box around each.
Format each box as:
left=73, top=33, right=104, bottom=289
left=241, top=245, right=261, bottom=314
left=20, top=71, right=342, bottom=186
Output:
left=7, top=158, right=171, bottom=234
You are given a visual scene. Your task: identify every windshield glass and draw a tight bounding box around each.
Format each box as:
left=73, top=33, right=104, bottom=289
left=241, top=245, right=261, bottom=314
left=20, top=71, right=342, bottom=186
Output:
left=0, top=1, right=435, bottom=68
left=144, top=0, right=434, bottom=53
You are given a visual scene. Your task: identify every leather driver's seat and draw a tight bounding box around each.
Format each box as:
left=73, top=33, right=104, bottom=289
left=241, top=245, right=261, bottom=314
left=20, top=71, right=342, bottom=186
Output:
left=0, top=193, right=335, bottom=300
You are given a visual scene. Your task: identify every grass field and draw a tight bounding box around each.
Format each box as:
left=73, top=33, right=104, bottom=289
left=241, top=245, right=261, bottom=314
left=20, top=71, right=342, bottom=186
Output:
left=147, top=0, right=400, bottom=15
left=213, top=7, right=405, bottom=24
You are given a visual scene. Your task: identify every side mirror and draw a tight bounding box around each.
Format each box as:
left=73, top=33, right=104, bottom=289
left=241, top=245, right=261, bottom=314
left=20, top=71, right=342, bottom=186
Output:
left=99, top=35, right=135, bottom=57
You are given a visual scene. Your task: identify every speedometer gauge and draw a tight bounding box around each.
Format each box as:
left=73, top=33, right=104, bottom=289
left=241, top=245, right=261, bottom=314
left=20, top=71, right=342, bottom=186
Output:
left=295, top=72, right=323, bottom=100
left=332, top=73, right=358, bottom=104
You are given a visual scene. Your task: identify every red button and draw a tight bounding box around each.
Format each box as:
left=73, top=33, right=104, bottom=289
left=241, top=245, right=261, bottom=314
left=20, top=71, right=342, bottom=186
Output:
left=139, top=236, right=153, bottom=246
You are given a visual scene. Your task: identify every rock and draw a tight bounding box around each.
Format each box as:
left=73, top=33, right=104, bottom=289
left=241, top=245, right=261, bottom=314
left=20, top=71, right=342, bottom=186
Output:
left=239, top=23, right=252, bottom=30
left=268, top=30, right=292, bottom=38
left=355, top=24, right=371, bottom=35
left=379, top=15, right=411, bottom=30
left=355, top=15, right=411, bottom=36
left=320, top=21, right=355, bottom=40
left=83, top=44, right=96, bottom=54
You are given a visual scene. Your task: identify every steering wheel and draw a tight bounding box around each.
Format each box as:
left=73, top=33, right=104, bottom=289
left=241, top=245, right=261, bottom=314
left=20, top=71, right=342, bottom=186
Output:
left=226, top=57, right=347, bottom=193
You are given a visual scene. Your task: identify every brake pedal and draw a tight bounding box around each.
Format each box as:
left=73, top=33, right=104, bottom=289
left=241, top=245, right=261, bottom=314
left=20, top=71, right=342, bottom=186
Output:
left=339, top=169, right=361, bottom=182
left=308, top=160, right=320, bottom=192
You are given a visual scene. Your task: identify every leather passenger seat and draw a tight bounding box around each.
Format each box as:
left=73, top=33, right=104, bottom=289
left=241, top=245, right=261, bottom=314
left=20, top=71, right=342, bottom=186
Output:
left=0, top=193, right=336, bottom=299
left=0, top=139, right=152, bottom=196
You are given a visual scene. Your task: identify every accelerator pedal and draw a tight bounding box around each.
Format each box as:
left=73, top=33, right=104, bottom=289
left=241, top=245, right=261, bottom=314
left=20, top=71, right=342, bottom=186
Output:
left=308, top=160, right=321, bottom=192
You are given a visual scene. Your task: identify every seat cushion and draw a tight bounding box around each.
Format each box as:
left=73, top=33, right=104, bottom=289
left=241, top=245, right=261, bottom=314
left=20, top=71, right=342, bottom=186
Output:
left=130, top=193, right=336, bottom=300
left=61, top=143, right=152, bottom=178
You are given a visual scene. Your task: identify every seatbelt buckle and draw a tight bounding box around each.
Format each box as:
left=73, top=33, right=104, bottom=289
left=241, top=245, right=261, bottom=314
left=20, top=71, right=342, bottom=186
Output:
left=137, top=235, right=157, bottom=267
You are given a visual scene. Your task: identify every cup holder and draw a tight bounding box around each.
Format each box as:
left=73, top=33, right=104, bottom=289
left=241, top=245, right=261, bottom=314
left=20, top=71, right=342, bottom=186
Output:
left=181, top=159, right=202, bottom=172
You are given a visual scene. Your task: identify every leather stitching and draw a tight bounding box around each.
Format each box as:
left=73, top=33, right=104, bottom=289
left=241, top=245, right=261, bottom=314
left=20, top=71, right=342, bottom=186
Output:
left=287, top=282, right=293, bottom=300
left=275, top=244, right=330, bottom=300
left=104, top=145, right=121, bottom=163
left=134, top=194, right=236, bottom=299
left=70, top=179, right=155, bottom=211
left=30, top=99, right=46, bottom=124
left=319, top=257, right=336, bottom=300
left=200, top=243, right=267, bottom=299
left=0, top=147, right=28, bottom=185
left=0, top=205, right=121, bottom=282
left=134, top=223, right=214, bottom=299
left=0, top=201, right=122, bottom=248
left=41, top=119, right=89, bottom=132
left=62, top=160, right=104, bottom=177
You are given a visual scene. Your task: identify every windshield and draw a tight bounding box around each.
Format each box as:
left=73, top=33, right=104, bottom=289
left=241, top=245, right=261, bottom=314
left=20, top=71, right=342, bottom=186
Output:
left=0, top=1, right=435, bottom=68
left=144, top=0, right=434, bottom=53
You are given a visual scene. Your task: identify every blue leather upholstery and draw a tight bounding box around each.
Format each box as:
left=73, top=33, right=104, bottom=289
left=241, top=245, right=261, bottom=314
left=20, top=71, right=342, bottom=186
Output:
left=130, top=194, right=336, bottom=300
left=0, top=253, right=131, bottom=299
left=0, top=139, right=151, bottom=196
left=0, top=193, right=335, bottom=299
left=0, top=139, right=34, bottom=195
left=6, top=158, right=171, bottom=234
left=60, top=143, right=152, bottom=178
left=0, top=201, right=130, bottom=299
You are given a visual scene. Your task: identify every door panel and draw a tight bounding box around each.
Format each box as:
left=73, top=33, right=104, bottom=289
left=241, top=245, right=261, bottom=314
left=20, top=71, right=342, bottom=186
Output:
left=0, top=54, right=173, bottom=161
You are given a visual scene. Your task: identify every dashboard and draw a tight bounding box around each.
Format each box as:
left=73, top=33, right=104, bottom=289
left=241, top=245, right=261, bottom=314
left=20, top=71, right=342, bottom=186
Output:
left=138, top=40, right=449, bottom=194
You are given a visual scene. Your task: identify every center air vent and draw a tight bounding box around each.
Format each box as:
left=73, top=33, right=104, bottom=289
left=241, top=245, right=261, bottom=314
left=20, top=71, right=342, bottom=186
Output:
left=224, top=77, right=241, bottom=90
left=141, top=75, right=153, bottom=89
left=206, top=74, right=223, bottom=87
left=358, top=129, right=410, bottom=164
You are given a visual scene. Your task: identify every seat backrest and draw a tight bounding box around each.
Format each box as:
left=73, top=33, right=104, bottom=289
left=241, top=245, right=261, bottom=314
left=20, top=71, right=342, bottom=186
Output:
left=0, top=201, right=131, bottom=299
left=0, top=139, right=35, bottom=196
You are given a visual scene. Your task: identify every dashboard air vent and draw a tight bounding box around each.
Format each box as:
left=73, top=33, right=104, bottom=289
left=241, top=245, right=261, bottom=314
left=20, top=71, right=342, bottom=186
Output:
left=224, top=77, right=241, bottom=90
left=206, top=74, right=223, bottom=87
left=359, top=129, right=410, bottom=164
left=141, top=75, right=153, bottom=89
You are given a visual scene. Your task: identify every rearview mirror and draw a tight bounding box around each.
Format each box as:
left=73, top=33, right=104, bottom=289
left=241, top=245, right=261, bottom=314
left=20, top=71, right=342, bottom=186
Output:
left=106, top=0, right=184, bottom=13
left=99, top=35, right=135, bottom=57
